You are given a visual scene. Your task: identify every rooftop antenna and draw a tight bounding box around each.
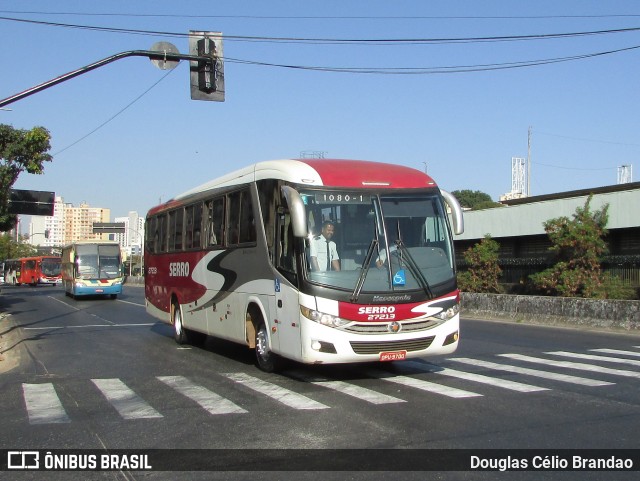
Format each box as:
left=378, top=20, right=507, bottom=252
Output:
left=617, top=165, right=633, bottom=184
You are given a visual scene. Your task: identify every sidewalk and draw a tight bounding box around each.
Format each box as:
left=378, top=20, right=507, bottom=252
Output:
left=0, top=310, right=20, bottom=374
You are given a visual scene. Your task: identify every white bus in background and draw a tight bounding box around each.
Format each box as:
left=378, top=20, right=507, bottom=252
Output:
left=61, top=241, right=124, bottom=299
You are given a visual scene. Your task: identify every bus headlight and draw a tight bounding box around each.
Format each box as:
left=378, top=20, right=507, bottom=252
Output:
left=300, top=306, right=350, bottom=328
left=434, top=303, right=460, bottom=321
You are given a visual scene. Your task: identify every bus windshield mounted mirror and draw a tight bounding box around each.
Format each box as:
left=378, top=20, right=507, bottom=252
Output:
left=281, top=186, right=308, bottom=237
left=440, top=190, right=464, bottom=235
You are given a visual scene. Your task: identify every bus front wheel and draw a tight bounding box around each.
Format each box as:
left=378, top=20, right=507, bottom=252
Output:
left=255, top=320, right=282, bottom=373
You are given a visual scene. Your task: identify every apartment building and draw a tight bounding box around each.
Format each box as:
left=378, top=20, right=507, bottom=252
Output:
left=28, top=198, right=111, bottom=247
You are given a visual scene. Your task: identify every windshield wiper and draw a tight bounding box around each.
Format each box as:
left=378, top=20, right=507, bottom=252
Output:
left=351, top=238, right=378, bottom=303
left=395, top=239, right=434, bottom=299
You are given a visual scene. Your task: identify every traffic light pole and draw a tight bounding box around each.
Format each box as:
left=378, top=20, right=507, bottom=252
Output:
left=0, top=49, right=213, bottom=108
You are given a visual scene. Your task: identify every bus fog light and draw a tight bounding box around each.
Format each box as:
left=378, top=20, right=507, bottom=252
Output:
left=443, top=331, right=459, bottom=346
left=311, top=340, right=337, bottom=354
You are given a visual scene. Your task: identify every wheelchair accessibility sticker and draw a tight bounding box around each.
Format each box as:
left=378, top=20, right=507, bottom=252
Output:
left=393, top=269, right=406, bottom=286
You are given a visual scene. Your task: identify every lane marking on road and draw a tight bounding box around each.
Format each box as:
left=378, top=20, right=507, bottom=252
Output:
left=448, top=357, right=613, bottom=387
left=157, top=376, right=247, bottom=415
left=591, top=348, right=640, bottom=358
left=285, top=370, right=406, bottom=404
left=499, top=354, right=640, bottom=379
left=221, top=373, right=330, bottom=410
left=91, top=378, right=163, bottom=419
left=366, top=370, right=482, bottom=398
left=47, top=296, right=80, bottom=310
left=22, top=383, right=71, bottom=424
left=23, top=323, right=155, bottom=330
left=548, top=351, right=640, bottom=368
left=117, top=299, right=145, bottom=307
left=399, top=361, right=548, bottom=393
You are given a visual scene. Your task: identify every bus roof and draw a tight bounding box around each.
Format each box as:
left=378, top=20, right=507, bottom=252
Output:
left=62, top=240, right=121, bottom=248
left=151, top=159, right=437, bottom=215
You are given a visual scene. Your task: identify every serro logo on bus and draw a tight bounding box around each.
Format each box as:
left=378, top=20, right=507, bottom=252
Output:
left=357, top=305, right=396, bottom=321
left=169, top=262, right=190, bottom=277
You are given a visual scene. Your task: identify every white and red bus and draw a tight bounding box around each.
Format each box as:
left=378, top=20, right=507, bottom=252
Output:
left=145, top=159, right=464, bottom=371
left=4, top=256, right=62, bottom=286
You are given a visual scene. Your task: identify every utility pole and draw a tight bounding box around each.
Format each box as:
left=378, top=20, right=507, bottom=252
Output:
left=527, top=126, right=532, bottom=197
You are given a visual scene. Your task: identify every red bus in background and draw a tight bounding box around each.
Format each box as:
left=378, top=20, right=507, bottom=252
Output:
left=4, top=256, right=62, bottom=286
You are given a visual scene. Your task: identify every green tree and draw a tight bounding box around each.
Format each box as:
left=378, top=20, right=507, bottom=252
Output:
left=529, top=195, right=609, bottom=298
left=0, top=232, right=37, bottom=260
left=0, top=124, right=53, bottom=231
left=451, top=190, right=502, bottom=210
left=458, top=234, right=502, bottom=293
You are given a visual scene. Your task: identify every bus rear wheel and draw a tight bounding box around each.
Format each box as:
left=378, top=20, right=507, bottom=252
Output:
left=255, top=320, right=282, bottom=373
left=173, top=303, right=189, bottom=345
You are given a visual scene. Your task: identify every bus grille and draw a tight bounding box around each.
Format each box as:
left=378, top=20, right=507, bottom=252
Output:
left=349, top=336, right=435, bottom=355
left=343, top=319, right=440, bottom=334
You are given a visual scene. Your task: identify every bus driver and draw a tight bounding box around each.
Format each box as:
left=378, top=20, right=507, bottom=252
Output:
left=309, top=221, right=341, bottom=271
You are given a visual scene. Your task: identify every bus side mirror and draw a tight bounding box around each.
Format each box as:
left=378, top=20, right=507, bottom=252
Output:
left=441, top=190, right=464, bottom=235
left=281, top=186, right=308, bottom=238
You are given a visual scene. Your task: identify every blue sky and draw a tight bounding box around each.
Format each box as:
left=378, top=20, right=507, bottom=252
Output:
left=2, top=0, right=640, bottom=220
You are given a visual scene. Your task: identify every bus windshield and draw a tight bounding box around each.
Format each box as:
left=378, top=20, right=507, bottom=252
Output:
left=302, top=190, right=455, bottom=296
left=75, top=244, right=122, bottom=279
left=41, top=258, right=61, bottom=277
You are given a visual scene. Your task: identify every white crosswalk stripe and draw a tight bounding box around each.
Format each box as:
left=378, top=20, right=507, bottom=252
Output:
left=591, top=348, right=640, bottom=358
left=22, top=383, right=70, bottom=425
left=18, top=345, right=640, bottom=424
left=400, top=361, right=549, bottom=392
left=221, top=372, right=330, bottom=410
left=157, top=375, right=247, bottom=414
left=285, top=371, right=406, bottom=404
left=91, top=378, right=163, bottom=419
left=366, top=370, right=482, bottom=398
left=448, top=357, right=613, bottom=387
left=498, top=354, right=640, bottom=379
left=549, top=351, right=640, bottom=368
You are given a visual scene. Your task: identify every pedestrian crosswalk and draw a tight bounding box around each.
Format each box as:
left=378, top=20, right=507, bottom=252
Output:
left=18, top=345, right=640, bottom=425
left=92, top=378, right=163, bottom=420
left=22, top=383, right=71, bottom=425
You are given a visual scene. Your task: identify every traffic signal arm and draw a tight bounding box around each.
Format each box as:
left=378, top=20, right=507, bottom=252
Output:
left=0, top=49, right=219, bottom=108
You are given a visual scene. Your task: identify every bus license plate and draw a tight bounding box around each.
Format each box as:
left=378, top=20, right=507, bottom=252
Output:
left=379, top=350, right=407, bottom=362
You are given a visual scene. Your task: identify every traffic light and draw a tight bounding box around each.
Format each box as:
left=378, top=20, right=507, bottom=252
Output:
left=189, top=31, right=224, bottom=101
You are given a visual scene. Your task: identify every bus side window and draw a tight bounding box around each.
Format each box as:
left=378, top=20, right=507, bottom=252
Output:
left=277, top=213, right=295, bottom=272
left=185, top=205, right=194, bottom=249
left=205, top=198, right=224, bottom=248
left=158, top=214, right=167, bottom=252
left=239, top=190, right=256, bottom=244
left=192, top=202, right=203, bottom=249
left=145, top=217, right=156, bottom=254
left=227, top=191, right=241, bottom=245
left=173, top=208, right=184, bottom=251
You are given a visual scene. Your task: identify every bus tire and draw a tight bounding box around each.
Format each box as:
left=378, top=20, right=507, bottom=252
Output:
left=173, top=302, right=190, bottom=345
left=255, top=320, right=282, bottom=373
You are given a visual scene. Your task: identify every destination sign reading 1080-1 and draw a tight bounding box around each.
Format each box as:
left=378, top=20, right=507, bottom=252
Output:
left=306, top=192, right=372, bottom=204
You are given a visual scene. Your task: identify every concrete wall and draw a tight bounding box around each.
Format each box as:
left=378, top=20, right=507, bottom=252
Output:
left=461, top=292, right=640, bottom=332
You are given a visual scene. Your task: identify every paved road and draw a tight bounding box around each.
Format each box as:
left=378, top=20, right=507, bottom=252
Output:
left=1, top=284, right=639, bottom=480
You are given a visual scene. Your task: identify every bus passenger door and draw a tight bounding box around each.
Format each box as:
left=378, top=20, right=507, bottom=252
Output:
left=273, top=212, right=302, bottom=360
